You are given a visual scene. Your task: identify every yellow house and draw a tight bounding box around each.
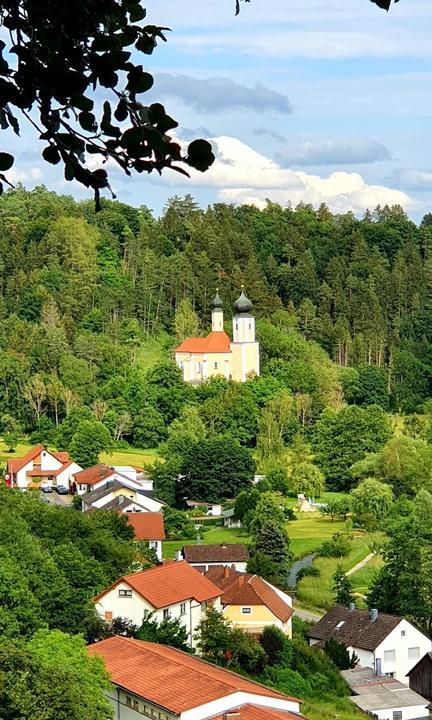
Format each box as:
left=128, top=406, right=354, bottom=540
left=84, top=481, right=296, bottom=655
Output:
left=175, top=289, right=260, bottom=383
left=206, top=566, right=293, bottom=638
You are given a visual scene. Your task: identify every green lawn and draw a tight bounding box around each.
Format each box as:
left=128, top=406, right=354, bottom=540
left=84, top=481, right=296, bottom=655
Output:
left=288, top=513, right=349, bottom=559
left=135, top=332, right=170, bottom=373
left=0, top=439, right=159, bottom=471
left=350, top=555, right=384, bottom=598
left=295, top=528, right=385, bottom=612
left=163, top=526, right=249, bottom=559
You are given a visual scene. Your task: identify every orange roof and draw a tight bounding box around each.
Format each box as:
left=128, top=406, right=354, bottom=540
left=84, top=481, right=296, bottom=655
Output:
left=88, top=637, right=297, bottom=713
left=73, top=464, right=115, bottom=486
left=52, top=451, right=70, bottom=463
left=206, top=568, right=293, bottom=624
left=125, top=512, right=165, bottom=541
left=7, top=444, right=45, bottom=474
left=94, top=560, right=222, bottom=608
left=175, top=331, right=231, bottom=354
left=212, top=706, right=301, bottom=720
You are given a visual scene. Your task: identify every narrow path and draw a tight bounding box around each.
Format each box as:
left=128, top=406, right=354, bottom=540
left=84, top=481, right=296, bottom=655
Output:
left=346, top=552, right=374, bottom=576
left=293, top=605, right=323, bottom=622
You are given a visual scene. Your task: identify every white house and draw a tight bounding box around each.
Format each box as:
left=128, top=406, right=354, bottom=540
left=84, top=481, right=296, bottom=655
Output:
left=223, top=507, right=243, bottom=529
left=181, top=543, right=250, bottom=572
left=73, top=464, right=153, bottom=496
left=93, top=560, right=222, bottom=648
left=81, top=478, right=164, bottom=514
left=88, top=636, right=303, bottom=720
left=6, top=444, right=82, bottom=491
left=185, top=500, right=222, bottom=517
left=342, top=666, right=430, bottom=720
left=308, top=606, right=432, bottom=685
left=125, top=512, right=165, bottom=562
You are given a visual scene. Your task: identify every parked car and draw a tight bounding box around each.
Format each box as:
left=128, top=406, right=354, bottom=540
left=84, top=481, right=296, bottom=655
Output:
left=40, top=482, right=53, bottom=493
left=55, top=485, right=68, bottom=495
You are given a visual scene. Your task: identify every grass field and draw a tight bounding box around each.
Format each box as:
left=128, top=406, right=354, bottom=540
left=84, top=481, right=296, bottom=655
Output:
left=350, top=554, right=384, bottom=599
left=0, top=439, right=159, bottom=471
left=135, top=331, right=170, bottom=373
left=289, top=513, right=349, bottom=558
left=163, top=526, right=248, bottom=559
left=295, top=529, right=385, bottom=612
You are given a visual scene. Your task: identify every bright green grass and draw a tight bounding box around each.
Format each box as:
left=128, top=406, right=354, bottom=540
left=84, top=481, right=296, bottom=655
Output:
left=295, top=529, right=385, bottom=612
left=163, top=526, right=249, bottom=559
left=135, top=331, right=170, bottom=373
left=288, top=513, right=349, bottom=559
left=100, top=447, right=159, bottom=468
left=303, top=696, right=366, bottom=720
left=0, top=439, right=159, bottom=471
left=350, top=555, right=384, bottom=597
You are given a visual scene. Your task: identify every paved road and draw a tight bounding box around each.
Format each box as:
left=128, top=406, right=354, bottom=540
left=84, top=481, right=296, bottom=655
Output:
left=39, top=491, right=73, bottom=507
left=346, top=552, right=374, bottom=577
left=293, top=605, right=323, bottom=622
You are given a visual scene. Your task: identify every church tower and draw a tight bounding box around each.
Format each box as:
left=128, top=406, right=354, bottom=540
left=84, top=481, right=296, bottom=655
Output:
left=230, top=286, right=260, bottom=381
left=211, top=289, right=224, bottom=332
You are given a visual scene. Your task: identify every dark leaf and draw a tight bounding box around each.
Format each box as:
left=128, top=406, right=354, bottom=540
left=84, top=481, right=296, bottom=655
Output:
left=0, top=152, right=14, bottom=171
left=42, top=146, right=61, bottom=165
left=114, top=98, right=128, bottom=122
left=126, top=67, right=154, bottom=94
left=120, top=126, right=146, bottom=148
left=128, top=5, right=146, bottom=22
left=186, top=139, right=215, bottom=172
left=79, top=111, right=97, bottom=133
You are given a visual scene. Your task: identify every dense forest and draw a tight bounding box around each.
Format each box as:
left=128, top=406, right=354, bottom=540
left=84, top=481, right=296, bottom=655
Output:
left=2, top=186, right=432, bottom=497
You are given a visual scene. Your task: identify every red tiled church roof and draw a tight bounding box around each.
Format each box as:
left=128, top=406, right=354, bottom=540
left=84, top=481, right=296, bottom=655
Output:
left=175, top=331, right=231, bottom=354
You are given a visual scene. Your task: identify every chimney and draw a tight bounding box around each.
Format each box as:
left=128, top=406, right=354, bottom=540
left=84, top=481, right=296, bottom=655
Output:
left=175, top=550, right=182, bottom=562
left=238, top=575, right=246, bottom=587
left=224, top=566, right=230, bottom=579
left=349, top=602, right=356, bottom=612
left=224, top=714, right=241, bottom=720
left=370, top=608, right=378, bottom=622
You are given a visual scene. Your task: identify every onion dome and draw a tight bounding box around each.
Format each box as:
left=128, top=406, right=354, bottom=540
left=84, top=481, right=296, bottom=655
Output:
left=233, top=288, right=253, bottom=315
left=212, top=290, right=223, bottom=309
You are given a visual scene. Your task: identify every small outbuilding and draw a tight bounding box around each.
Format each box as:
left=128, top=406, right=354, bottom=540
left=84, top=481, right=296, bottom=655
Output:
left=407, top=652, right=432, bottom=702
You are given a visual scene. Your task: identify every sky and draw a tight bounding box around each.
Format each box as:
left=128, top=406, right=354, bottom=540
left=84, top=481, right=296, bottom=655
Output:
left=8, top=0, right=432, bottom=220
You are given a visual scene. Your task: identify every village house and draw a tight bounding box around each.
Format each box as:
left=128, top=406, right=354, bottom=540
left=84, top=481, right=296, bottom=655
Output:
left=181, top=543, right=250, bottom=572
left=223, top=507, right=243, bottom=529
left=308, top=606, right=432, bottom=685
left=125, top=512, right=165, bottom=561
left=175, top=289, right=260, bottom=384
left=407, top=652, right=432, bottom=702
left=93, top=560, right=222, bottom=648
left=185, top=500, right=222, bottom=517
left=73, top=463, right=153, bottom=496
left=81, top=474, right=164, bottom=514
left=5, top=444, right=82, bottom=491
left=206, top=566, right=293, bottom=638
left=342, top=665, right=430, bottom=720
left=88, top=636, right=304, bottom=720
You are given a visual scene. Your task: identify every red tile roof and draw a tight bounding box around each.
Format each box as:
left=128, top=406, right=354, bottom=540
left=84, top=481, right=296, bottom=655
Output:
left=88, top=637, right=297, bottom=713
left=125, top=512, right=165, bottom=541
left=213, top=706, right=302, bottom=720
left=73, top=464, right=115, bottom=486
left=52, top=451, right=70, bottom=463
left=7, top=444, right=45, bottom=474
left=175, top=331, right=231, bottom=354
left=183, top=543, right=250, bottom=563
left=206, top=568, right=293, bottom=624
left=94, top=560, right=222, bottom=608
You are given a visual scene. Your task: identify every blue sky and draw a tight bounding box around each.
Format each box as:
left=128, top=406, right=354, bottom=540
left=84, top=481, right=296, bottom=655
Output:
left=8, top=0, right=432, bottom=219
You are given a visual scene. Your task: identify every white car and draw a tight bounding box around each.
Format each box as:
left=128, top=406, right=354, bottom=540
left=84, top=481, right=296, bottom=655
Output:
left=40, top=481, right=53, bottom=493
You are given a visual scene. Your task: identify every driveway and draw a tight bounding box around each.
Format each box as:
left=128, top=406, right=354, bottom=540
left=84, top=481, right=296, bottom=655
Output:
left=39, top=491, right=73, bottom=507
left=293, top=605, right=323, bottom=623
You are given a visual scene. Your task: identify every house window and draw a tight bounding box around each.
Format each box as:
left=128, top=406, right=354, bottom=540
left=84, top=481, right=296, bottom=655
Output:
left=408, top=647, right=420, bottom=659
left=214, top=362, right=218, bottom=369
left=241, top=607, right=252, bottom=614
left=133, top=699, right=139, bottom=711
left=235, top=323, right=238, bottom=331
left=393, top=712, right=402, bottom=720
left=149, top=541, right=156, bottom=549
left=384, top=650, right=396, bottom=663
left=163, top=609, right=170, bottom=620
left=104, top=611, right=113, bottom=622
left=126, top=696, right=132, bottom=707
left=119, top=588, right=132, bottom=598
left=180, top=603, right=186, bottom=615
left=249, top=323, right=251, bottom=330
left=401, top=630, right=406, bottom=637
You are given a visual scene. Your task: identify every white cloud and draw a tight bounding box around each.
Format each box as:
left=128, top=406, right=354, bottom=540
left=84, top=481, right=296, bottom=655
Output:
left=151, top=73, right=292, bottom=113
left=4, top=166, right=42, bottom=184
left=387, top=168, right=432, bottom=191
left=277, top=138, right=392, bottom=166
left=181, top=136, right=417, bottom=215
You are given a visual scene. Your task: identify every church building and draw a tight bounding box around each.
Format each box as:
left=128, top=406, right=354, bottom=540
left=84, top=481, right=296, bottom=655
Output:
left=175, top=289, right=260, bottom=383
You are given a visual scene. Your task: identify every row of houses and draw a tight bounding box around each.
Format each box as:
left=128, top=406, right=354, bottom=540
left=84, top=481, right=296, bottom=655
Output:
left=308, top=605, right=432, bottom=720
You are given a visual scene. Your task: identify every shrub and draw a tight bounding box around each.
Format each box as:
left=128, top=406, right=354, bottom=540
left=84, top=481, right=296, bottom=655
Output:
left=318, top=532, right=351, bottom=558
left=296, top=565, right=320, bottom=582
